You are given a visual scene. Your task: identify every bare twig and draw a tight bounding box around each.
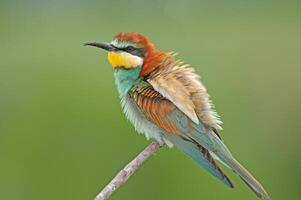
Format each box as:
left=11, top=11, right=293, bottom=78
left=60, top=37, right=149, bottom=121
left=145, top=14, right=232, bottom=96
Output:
left=94, top=141, right=161, bottom=200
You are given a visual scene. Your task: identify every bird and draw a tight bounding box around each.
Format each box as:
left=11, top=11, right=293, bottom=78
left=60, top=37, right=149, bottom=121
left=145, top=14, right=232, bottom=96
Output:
left=84, top=32, right=270, bottom=199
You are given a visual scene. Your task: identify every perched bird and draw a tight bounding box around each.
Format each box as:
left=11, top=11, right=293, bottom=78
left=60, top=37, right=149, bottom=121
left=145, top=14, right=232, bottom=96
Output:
left=85, top=32, right=270, bottom=199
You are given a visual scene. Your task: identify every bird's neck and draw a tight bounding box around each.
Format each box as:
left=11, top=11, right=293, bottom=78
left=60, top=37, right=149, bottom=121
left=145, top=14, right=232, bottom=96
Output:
left=114, top=66, right=141, bottom=97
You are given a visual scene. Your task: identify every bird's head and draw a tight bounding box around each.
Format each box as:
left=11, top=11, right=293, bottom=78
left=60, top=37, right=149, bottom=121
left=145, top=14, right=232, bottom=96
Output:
left=85, top=32, right=168, bottom=77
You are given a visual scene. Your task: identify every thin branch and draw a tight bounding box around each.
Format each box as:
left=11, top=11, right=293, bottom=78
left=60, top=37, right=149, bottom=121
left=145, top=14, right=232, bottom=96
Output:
left=94, top=141, right=161, bottom=200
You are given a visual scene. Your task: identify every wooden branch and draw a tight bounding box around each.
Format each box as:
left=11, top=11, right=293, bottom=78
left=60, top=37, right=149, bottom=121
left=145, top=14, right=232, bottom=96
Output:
left=94, top=141, right=161, bottom=200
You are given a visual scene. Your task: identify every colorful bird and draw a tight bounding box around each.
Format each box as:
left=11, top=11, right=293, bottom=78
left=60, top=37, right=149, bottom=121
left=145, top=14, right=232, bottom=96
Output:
left=85, top=32, right=270, bottom=199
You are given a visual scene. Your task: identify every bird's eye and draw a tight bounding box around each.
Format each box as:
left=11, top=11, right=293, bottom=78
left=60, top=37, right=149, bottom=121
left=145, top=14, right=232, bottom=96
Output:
left=125, top=46, right=135, bottom=51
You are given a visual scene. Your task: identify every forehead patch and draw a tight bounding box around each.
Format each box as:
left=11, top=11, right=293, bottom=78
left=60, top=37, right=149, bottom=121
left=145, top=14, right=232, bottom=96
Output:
left=111, top=40, right=140, bottom=49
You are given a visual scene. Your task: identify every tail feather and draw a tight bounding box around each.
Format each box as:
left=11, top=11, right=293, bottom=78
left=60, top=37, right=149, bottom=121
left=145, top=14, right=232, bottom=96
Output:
left=164, top=134, right=234, bottom=188
left=199, top=132, right=271, bottom=199
left=220, top=157, right=270, bottom=200
left=240, top=176, right=264, bottom=198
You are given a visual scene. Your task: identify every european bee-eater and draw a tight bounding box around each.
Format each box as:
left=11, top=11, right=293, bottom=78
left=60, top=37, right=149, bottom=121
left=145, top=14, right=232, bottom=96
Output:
left=85, top=32, right=270, bottom=199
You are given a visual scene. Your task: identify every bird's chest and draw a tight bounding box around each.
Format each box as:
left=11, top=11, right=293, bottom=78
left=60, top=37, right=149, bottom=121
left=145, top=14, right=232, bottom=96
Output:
left=113, top=67, right=141, bottom=97
left=113, top=67, right=171, bottom=145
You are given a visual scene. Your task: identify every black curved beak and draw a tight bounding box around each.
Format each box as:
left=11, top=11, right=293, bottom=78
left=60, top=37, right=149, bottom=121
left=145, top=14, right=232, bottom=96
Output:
left=83, top=42, right=117, bottom=51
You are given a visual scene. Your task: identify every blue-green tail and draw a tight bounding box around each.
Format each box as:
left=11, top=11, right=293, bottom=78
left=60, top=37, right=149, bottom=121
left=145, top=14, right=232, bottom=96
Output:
left=164, top=133, right=271, bottom=199
left=164, top=105, right=270, bottom=199
left=164, top=134, right=234, bottom=188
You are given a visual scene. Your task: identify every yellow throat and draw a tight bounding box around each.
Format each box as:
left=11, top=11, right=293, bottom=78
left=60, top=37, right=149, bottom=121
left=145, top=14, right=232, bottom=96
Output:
left=108, top=52, right=143, bottom=69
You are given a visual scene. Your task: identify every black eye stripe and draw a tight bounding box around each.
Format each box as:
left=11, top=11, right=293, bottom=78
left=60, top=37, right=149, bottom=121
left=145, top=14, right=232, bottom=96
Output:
left=125, top=46, right=135, bottom=51
left=119, top=46, right=145, bottom=57
left=111, top=44, right=118, bottom=49
left=119, top=46, right=135, bottom=52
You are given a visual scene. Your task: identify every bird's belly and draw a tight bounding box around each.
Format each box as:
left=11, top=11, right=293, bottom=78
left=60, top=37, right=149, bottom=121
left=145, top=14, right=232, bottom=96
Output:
left=120, top=94, right=173, bottom=147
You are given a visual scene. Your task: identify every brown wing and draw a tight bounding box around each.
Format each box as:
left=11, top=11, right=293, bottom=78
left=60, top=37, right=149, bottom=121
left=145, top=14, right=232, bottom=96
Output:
left=129, top=82, right=233, bottom=187
left=129, top=83, right=181, bottom=135
left=147, top=54, right=223, bottom=134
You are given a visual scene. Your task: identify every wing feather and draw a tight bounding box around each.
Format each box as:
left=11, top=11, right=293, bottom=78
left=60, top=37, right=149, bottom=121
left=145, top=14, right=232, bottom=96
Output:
left=128, top=54, right=269, bottom=197
left=147, top=54, right=222, bottom=131
left=130, top=83, right=179, bottom=134
left=129, top=82, right=233, bottom=187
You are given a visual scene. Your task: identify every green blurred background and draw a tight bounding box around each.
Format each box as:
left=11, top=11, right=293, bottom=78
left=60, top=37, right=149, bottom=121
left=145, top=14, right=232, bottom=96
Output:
left=0, top=0, right=300, bottom=199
